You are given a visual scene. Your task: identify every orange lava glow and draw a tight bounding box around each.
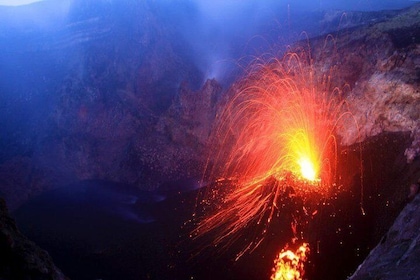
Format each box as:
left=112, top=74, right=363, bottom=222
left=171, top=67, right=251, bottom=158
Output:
left=194, top=49, right=349, bottom=257
left=271, top=243, right=309, bottom=280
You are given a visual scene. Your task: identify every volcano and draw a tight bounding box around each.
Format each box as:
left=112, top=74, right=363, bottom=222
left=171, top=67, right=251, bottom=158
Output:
left=0, top=1, right=419, bottom=280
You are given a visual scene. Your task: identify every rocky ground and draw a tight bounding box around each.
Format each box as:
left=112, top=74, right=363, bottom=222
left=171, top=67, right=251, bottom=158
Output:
left=350, top=193, right=420, bottom=280
left=0, top=198, right=68, bottom=280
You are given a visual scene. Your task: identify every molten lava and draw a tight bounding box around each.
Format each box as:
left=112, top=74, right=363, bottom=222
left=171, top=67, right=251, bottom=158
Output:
left=298, top=157, right=317, bottom=182
left=194, top=50, right=348, bottom=260
left=271, top=243, right=309, bottom=280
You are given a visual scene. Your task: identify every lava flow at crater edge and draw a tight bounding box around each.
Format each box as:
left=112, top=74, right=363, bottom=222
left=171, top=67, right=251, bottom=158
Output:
left=192, top=48, right=354, bottom=279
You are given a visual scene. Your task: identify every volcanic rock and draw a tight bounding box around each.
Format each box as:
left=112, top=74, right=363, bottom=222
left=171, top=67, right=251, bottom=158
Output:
left=157, top=79, right=222, bottom=146
left=350, top=194, right=420, bottom=280
left=0, top=197, right=68, bottom=280
left=306, top=4, right=420, bottom=163
left=0, top=1, right=207, bottom=209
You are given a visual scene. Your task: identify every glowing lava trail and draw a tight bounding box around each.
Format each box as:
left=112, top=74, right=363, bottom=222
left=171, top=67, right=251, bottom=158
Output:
left=193, top=48, right=350, bottom=275
left=271, top=243, right=309, bottom=280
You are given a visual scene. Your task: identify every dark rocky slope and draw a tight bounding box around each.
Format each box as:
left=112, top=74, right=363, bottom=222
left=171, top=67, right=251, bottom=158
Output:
left=350, top=194, right=420, bottom=280
left=0, top=198, right=67, bottom=280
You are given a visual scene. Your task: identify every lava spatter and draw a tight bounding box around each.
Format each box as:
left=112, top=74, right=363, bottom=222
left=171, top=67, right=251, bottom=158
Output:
left=193, top=49, right=352, bottom=258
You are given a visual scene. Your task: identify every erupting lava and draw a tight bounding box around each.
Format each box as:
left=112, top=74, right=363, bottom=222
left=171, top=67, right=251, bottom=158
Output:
left=271, top=243, right=309, bottom=280
left=298, top=157, right=317, bottom=182
left=193, top=48, right=350, bottom=276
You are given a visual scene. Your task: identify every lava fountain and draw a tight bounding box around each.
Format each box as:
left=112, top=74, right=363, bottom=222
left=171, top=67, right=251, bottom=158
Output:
left=193, top=48, right=351, bottom=276
left=271, top=243, right=309, bottom=280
